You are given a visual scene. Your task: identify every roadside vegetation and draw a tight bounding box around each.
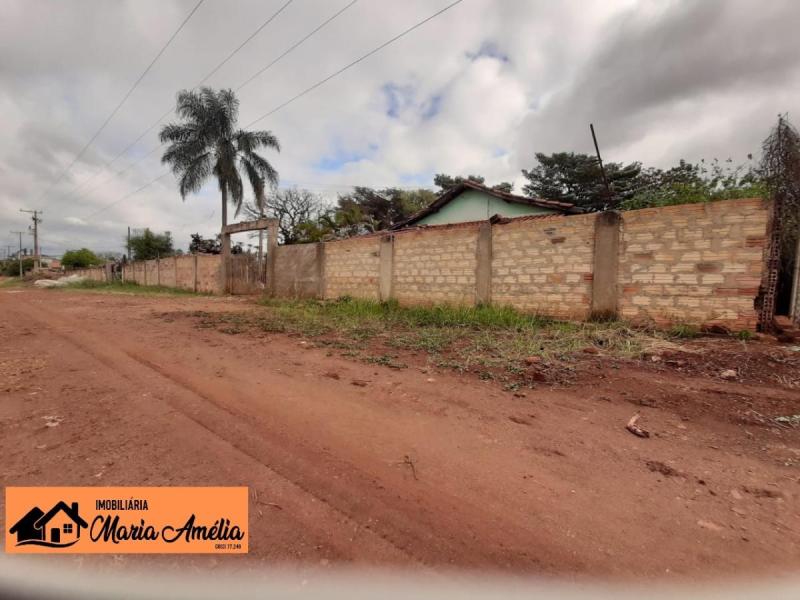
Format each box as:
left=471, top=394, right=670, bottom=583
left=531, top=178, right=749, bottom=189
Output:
left=0, top=276, right=23, bottom=288
left=184, top=297, right=700, bottom=388
left=59, top=279, right=203, bottom=296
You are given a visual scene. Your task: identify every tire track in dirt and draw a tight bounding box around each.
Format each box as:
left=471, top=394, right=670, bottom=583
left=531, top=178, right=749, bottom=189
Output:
left=6, top=298, right=573, bottom=573
left=3, top=300, right=416, bottom=566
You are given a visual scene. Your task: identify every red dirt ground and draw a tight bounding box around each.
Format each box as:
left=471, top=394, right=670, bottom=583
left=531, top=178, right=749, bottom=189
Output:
left=1, top=288, right=799, bottom=581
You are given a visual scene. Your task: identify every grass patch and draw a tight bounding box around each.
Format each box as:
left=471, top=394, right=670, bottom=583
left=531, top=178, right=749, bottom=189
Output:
left=59, top=279, right=204, bottom=296
left=0, top=277, right=22, bottom=289
left=185, top=297, right=719, bottom=388
left=239, top=297, right=687, bottom=382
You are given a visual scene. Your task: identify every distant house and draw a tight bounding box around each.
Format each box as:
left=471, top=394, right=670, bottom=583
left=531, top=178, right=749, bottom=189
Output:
left=41, top=256, right=61, bottom=269
left=391, top=181, right=581, bottom=230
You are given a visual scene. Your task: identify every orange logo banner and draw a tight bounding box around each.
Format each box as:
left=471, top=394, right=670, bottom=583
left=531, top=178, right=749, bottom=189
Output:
left=5, top=487, right=248, bottom=554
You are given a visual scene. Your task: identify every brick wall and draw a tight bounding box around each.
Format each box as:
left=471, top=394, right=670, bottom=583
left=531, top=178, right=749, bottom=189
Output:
left=118, top=254, right=222, bottom=293
left=104, top=198, right=771, bottom=331
left=619, top=198, right=768, bottom=330
left=393, top=225, right=479, bottom=305
left=195, top=254, right=222, bottom=293
left=158, top=257, right=178, bottom=288
left=323, top=236, right=380, bottom=300
left=274, top=244, right=320, bottom=298
left=176, top=255, right=195, bottom=289
left=491, top=213, right=597, bottom=319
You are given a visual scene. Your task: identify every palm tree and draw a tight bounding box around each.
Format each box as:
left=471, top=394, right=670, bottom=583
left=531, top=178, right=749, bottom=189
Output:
left=159, top=87, right=279, bottom=263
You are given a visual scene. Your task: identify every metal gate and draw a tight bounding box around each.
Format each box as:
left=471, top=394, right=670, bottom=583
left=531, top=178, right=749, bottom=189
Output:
left=226, top=254, right=267, bottom=295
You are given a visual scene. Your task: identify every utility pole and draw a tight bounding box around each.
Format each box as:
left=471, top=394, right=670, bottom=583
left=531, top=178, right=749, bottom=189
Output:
left=20, top=209, right=42, bottom=270
left=589, top=124, right=612, bottom=204
left=10, top=231, right=24, bottom=277
left=127, top=226, right=132, bottom=261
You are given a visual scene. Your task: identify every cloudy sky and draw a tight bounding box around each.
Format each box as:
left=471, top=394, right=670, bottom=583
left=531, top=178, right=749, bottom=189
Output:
left=1, top=0, right=799, bottom=255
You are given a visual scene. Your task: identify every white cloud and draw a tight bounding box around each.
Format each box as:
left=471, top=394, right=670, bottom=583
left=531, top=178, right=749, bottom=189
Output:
left=1, top=0, right=799, bottom=255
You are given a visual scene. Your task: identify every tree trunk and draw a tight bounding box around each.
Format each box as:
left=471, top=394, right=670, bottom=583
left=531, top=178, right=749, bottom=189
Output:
left=220, top=184, right=231, bottom=293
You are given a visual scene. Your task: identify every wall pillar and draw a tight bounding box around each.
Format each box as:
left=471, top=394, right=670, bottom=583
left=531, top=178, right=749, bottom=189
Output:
left=791, top=233, right=800, bottom=323
left=156, top=257, right=161, bottom=286
left=316, top=242, right=326, bottom=299
left=266, top=221, right=278, bottom=296
left=475, top=222, right=492, bottom=305
left=379, top=234, right=394, bottom=302
left=193, top=254, right=198, bottom=293
left=590, top=211, right=621, bottom=320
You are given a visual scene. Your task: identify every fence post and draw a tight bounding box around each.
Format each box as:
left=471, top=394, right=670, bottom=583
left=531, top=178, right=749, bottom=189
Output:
left=266, top=221, right=278, bottom=296
left=316, top=242, right=326, bottom=299
left=193, top=254, right=198, bottom=293
left=379, top=235, right=394, bottom=302
left=791, top=233, right=800, bottom=323
left=475, top=222, right=492, bottom=305
left=590, top=211, right=622, bottom=320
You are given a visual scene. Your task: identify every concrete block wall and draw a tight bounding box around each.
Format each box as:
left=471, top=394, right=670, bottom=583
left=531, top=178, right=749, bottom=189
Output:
left=195, top=254, right=222, bottom=293
left=392, top=224, right=479, bottom=305
left=158, top=257, right=178, bottom=288
left=619, top=198, right=768, bottom=330
left=323, top=236, right=381, bottom=300
left=118, top=254, right=222, bottom=293
left=176, top=255, right=195, bottom=289
left=491, top=213, right=597, bottom=319
left=101, top=198, right=771, bottom=331
left=274, top=243, right=322, bottom=298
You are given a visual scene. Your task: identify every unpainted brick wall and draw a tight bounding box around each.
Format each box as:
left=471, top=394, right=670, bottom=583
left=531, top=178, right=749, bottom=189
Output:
left=106, top=198, right=771, bottom=331
left=119, top=254, right=222, bottom=293
left=145, top=260, right=158, bottom=285
left=619, top=198, right=768, bottom=330
left=274, top=244, right=319, bottom=298
left=491, top=213, right=597, bottom=319
left=175, top=255, right=195, bottom=289
left=393, top=224, right=479, bottom=305
left=195, top=254, right=222, bottom=293
left=323, top=236, right=380, bottom=300
left=158, top=257, right=177, bottom=288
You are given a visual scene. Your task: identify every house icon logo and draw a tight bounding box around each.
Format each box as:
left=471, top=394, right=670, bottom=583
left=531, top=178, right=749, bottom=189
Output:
left=8, top=501, right=88, bottom=548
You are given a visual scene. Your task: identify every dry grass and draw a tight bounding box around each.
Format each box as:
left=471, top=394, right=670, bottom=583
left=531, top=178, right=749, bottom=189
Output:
left=181, top=297, right=690, bottom=388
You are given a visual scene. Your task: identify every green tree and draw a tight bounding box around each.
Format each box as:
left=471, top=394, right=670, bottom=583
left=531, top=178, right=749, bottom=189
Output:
left=61, top=248, right=103, bottom=269
left=521, top=152, right=641, bottom=211
left=621, top=158, right=765, bottom=210
left=129, top=229, right=174, bottom=261
left=433, top=173, right=485, bottom=191
left=1, top=257, right=34, bottom=276
left=159, top=87, right=280, bottom=258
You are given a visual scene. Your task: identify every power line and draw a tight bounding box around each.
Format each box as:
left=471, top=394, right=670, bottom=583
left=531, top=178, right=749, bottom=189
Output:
left=236, top=0, right=358, bottom=92
left=83, top=0, right=463, bottom=220
left=67, top=0, right=297, bottom=202
left=38, top=0, right=205, bottom=203
left=84, top=171, right=172, bottom=220
left=245, top=0, right=465, bottom=128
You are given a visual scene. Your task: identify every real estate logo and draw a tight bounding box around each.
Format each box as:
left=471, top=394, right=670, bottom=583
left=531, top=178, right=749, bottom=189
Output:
left=9, top=500, right=88, bottom=548
left=5, top=487, right=248, bottom=554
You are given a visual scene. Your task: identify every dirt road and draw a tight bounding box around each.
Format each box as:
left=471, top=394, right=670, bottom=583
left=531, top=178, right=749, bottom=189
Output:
left=1, top=288, right=799, bottom=580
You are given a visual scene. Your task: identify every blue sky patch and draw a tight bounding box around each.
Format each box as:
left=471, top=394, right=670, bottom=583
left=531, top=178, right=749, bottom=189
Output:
left=420, top=94, right=443, bottom=121
left=382, top=82, right=416, bottom=118
left=467, top=41, right=510, bottom=63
